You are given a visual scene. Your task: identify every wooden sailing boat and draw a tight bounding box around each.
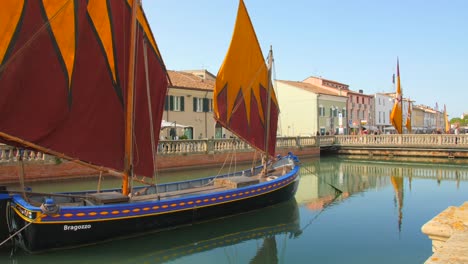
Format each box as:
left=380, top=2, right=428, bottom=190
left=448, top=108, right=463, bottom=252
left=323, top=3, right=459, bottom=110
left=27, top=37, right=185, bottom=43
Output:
left=0, top=0, right=300, bottom=252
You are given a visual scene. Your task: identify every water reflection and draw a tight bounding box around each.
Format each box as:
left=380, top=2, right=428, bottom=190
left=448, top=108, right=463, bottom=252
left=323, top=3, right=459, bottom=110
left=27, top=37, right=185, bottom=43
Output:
left=2, top=157, right=467, bottom=263
left=296, top=157, right=468, bottom=234
left=390, top=175, right=404, bottom=233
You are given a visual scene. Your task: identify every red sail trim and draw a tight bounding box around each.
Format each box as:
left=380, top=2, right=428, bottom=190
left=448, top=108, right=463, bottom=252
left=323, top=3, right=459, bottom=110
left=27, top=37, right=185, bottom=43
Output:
left=0, top=0, right=168, bottom=178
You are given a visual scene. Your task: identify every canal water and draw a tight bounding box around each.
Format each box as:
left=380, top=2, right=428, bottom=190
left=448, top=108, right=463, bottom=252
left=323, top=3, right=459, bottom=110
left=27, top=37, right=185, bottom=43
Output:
left=1, top=156, right=467, bottom=264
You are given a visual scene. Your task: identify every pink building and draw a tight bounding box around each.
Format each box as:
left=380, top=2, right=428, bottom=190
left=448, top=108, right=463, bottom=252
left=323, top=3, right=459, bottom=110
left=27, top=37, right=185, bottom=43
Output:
left=303, top=76, right=374, bottom=134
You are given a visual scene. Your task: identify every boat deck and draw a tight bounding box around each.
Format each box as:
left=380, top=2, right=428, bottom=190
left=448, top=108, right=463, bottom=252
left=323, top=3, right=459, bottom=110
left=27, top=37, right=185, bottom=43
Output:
left=20, top=161, right=294, bottom=207
left=130, top=185, right=229, bottom=202
left=130, top=166, right=291, bottom=203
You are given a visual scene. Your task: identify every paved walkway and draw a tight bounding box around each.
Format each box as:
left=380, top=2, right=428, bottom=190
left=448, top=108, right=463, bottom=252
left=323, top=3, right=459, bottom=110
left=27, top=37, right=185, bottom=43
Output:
left=422, top=202, right=468, bottom=264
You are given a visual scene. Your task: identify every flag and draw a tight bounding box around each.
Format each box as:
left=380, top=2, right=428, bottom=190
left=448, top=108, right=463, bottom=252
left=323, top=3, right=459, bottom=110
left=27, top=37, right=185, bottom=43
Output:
left=405, top=99, right=411, bottom=132
left=390, top=58, right=403, bottom=134
left=444, top=104, right=450, bottom=133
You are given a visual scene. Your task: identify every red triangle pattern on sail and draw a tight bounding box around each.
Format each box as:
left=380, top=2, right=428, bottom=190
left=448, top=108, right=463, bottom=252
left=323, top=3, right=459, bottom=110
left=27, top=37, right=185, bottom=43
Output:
left=215, top=0, right=279, bottom=157
left=0, top=1, right=168, bottom=177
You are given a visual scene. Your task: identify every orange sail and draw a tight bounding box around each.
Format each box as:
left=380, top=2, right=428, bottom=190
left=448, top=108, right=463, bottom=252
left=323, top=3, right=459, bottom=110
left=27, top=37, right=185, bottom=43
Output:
left=215, top=0, right=279, bottom=157
left=405, top=99, right=412, bottom=132
left=0, top=1, right=168, bottom=177
left=390, top=59, right=403, bottom=134
left=444, top=104, right=450, bottom=133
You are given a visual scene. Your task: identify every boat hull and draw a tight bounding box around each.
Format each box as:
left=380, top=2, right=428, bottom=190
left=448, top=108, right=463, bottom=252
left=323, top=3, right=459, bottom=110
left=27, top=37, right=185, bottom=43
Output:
left=9, top=164, right=299, bottom=252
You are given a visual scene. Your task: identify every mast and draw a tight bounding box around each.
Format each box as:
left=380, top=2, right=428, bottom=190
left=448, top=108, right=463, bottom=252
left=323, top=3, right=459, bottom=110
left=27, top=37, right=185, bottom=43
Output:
left=263, top=46, right=273, bottom=174
left=123, top=0, right=139, bottom=196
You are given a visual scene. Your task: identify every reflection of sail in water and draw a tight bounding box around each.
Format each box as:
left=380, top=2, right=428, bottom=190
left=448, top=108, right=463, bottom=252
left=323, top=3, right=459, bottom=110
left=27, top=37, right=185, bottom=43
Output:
left=390, top=174, right=404, bottom=233
left=250, top=236, right=278, bottom=264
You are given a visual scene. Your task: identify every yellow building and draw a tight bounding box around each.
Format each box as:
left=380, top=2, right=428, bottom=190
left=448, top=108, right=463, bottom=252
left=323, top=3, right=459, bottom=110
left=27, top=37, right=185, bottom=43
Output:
left=275, top=80, right=347, bottom=136
left=162, top=70, right=232, bottom=139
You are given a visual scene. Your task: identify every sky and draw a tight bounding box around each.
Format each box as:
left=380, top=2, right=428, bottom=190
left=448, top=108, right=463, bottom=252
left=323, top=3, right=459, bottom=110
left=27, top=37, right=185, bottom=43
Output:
left=142, top=0, right=467, bottom=119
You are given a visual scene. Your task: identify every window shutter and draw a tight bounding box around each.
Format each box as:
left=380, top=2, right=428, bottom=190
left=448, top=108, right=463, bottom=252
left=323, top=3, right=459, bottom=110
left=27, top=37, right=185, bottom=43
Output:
left=193, top=97, right=197, bottom=112
left=203, top=98, right=209, bottom=112
left=164, top=95, right=169, bottom=111
left=169, top=95, right=174, bottom=111
left=180, top=96, right=185, bottom=111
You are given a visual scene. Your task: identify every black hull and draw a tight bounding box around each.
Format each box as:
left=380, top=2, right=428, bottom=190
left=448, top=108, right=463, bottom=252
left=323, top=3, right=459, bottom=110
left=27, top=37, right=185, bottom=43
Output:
left=13, top=177, right=299, bottom=252
left=0, top=195, right=10, bottom=247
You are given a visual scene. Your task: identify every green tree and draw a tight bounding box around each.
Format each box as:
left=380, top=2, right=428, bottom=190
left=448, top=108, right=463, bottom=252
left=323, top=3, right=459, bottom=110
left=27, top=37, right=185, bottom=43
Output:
left=450, top=117, right=468, bottom=126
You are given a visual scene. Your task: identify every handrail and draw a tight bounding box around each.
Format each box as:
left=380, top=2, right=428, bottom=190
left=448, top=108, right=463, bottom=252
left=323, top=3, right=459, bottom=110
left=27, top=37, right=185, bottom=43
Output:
left=1, top=134, right=467, bottom=164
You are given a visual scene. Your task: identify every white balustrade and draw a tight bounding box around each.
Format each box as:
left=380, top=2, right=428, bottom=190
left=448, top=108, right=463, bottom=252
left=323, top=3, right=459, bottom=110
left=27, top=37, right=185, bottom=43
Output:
left=1, top=134, right=467, bottom=165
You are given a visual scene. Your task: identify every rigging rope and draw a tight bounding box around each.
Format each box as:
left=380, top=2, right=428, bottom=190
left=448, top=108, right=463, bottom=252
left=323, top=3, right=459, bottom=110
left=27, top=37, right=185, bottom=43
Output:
left=0, top=0, right=73, bottom=74
left=17, top=151, right=27, bottom=202
left=0, top=213, right=42, bottom=248
left=97, top=171, right=103, bottom=193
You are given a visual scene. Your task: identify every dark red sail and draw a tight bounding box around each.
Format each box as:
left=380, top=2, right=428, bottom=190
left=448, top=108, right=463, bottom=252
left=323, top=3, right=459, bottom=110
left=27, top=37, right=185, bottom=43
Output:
left=0, top=0, right=168, bottom=177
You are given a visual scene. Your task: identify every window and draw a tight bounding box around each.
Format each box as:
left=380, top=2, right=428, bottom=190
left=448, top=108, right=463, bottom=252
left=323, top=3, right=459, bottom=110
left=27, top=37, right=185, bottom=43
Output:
left=193, top=97, right=212, bottom=112
left=319, top=105, right=325, bottom=116
left=193, top=98, right=203, bottom=112
left=165, top=95, right=185, bottom=112
left=207, top=99, right=213, bottom=112
left=174, top=96, right=183, bottom=111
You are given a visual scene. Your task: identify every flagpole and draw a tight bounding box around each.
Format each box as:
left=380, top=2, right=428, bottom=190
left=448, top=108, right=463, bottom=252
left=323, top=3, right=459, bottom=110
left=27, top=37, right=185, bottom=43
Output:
left=399, top=58, right=403, bottom=134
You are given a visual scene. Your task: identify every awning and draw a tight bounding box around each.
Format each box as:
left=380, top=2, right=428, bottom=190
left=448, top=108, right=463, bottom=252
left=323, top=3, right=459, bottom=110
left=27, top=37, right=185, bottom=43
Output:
left=161, top=120, right=189, bottom=129
left=363, top=125, right=379, bottom=131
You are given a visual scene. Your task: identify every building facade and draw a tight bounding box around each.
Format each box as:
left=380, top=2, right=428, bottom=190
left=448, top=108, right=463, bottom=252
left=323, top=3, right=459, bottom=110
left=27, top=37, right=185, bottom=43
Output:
left=347, top=90, right=374, bottom=134
left=275, top=80, right=347, bottom=136
left=163, top=70, right=233, bottom=140
left=374, top=93, right=394, bottom=132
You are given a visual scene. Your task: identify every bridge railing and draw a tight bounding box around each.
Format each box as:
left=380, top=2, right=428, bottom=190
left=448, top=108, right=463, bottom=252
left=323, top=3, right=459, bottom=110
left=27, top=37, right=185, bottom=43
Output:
left=1, top=135, right=467, bottom=164
left=334, top=134, right=468, bottom=149
left=0, top=144, right=54, bottom=163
